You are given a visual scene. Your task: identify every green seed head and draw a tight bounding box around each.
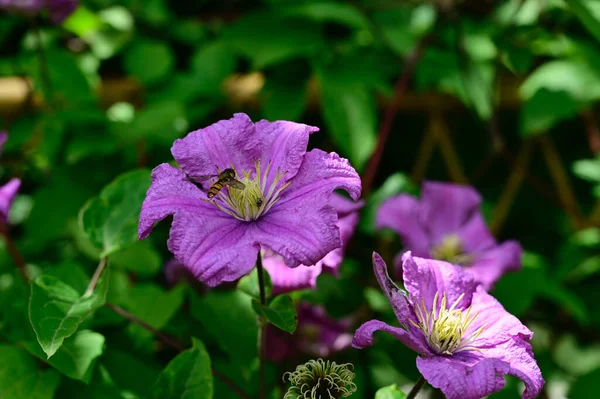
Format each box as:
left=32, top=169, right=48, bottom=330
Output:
left=283, top=358, right=357, bottom=399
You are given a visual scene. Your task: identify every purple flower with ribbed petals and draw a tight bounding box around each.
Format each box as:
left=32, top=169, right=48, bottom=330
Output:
left=353, top=252, right=543, bottom=399
left=0, top=132, right=20, bottom=224
left=138, top=113, right=361, bottom=287
left=0, top=0, right=78, bottom=23
left=377, top=181, right=522, bottom=289
left=263, top=193, right=363, bottom=294
left=266, top=302, right=353, bottom=362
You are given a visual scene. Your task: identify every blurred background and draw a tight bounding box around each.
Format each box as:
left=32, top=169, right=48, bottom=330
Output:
left=2, top=0, right=600, bottom=398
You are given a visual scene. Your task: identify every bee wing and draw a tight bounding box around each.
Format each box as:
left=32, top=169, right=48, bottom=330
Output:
left=226, top=179, right=246, bottom=190
left=186, top=174, right=217, bottom=182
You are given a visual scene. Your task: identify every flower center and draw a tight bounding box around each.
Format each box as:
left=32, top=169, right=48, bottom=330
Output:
left=410, top=291, right=486, bottom=355
left=208, top=159, right=290, bottom=222
left=430, top=234, right=473, bottom=266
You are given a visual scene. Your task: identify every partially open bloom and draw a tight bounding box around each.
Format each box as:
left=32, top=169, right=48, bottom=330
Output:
left=263, top=193, right=363, bottom=294
left=266, top=302, right=353, bottom=362
left=138, top=113, right=361, bottom=287
left=0, top=132, right=20, bottom=224
left=353, top=252, right=543, bottom=399
left=377, top=181, right=522, bottom=289
left=283, top=358, right=357, bottom=399
left=0, top=0, right=78, bottom=23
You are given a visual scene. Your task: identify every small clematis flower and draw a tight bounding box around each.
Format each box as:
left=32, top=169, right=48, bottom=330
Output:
left=138, top=113, right=361, bottom=287
left=0, top=0, right=78, bottom=23
left=266, top=302, right=353, bottom=362
left=263, top=193, right=363, bottom=294
left=377, top=181, right=522, bottom=289
left=0, top=132, right=20, bottom=224
left=353, top=252, right=544, bottom=399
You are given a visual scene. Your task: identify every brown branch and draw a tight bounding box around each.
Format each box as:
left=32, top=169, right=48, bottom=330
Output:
left=581, top=109, right=600, bottom=155
left=0, top=223, right=29, bottom=283
left=539, top=136, right=585, bottom=229
left=490, top=141, right=533, bottom=235
left=431, top=110, right=468, bottom=183
left=361, top=34, right=433, bottom=197
left=84, top=257, right=108, bottom=296
left=411, top=123, right=437, bottom=184
left=105, top=303, right=252, bottom=399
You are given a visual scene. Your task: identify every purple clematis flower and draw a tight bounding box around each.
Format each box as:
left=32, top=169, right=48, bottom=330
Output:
left=138, top=113, right=361, bottom=287
left=353, top=252, right=543, bottom=399
left=263, top=193, right=363, bottom=294
left=377, top=181, right=522, bottom=289
left=266, top=302, right=353, bottom=362
left=0, top=132, right=20, bottom=224
left=0, top=0, right=78, bottom=23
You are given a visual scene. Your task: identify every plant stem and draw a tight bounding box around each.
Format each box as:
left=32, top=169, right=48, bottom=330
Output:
left=407, top=376, right=426, bottom=399
left=0, top=223, right=29, bottom=283
left=361, top=34, right=432, bottom=197
left=256, top=252, right=267, bottom=399
left=84, top=257, right=108, bottom=296
left=105, top=302, right=252, bottom=399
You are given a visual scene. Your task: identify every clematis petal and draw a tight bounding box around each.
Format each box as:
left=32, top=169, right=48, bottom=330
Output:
left=482, top=338, right=544, bottom=399
left=0, top=178, right=20, bottom=222
left=262, top=251, right=322, bottom=295
left=167, top=212, right=259, bottom=286
left=420, top=181, right=481, bottom=243
left=416, top=355, right=510, bottom=399
left=277, top=149, right=362, bottom=206
left=455, top=211, right=497, bottom=253
left=468, top=241, right=523, bottom=290
left=171, top=113, right=318, bottom=183
left=138, top=164, right=219, bottom=239
left=352, top=320, right=430, bottom=354
left=467, top=286, right=533, bottom=346
left=376, top=195, right=430, bottom=256
left=320, top=195, right=363, bottom=275
left=372, top=252, right=413, bottom=326
left=47, top=0, right=78, bottom=23
left=254, top=119, right=319, bottom=184
left=401, top=252, right=476, bottom=311
left=257, top=194, right=340, bottom=268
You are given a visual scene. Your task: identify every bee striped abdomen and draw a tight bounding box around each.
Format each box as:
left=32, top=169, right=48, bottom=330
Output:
left=207, top=180, right=227, bottom=198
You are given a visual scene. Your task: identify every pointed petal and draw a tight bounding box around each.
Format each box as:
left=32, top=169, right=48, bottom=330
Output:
left=416, top=356, right=510, bottom=399
left=352, top=320, right=430, bottom=354
left=372, top=252, right=413, bottom=326
left=0, top=178, right=20, bottom=222
left=468, top=241, right=523, bottom=290
left=420, top=181, right=481, bottom=243
left=456, top=211, right=496, bottom=252
left=376, top=195, right=430, bottom=256
left=278, top=149, right=362, bottom=205
left=167, top=212, right=259, bottom=287
left=138, top=164, right=218, bottom=239
left=262, top=251, right=322, bottom=294
left=401, top=252, right=477, bottom=312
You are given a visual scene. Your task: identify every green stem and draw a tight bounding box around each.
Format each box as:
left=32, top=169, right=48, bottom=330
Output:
left=407, top=376, right=426, bottom=399
left=84, top=257, right=108, bottom=296
left=256, top=252, right=267, bottom=399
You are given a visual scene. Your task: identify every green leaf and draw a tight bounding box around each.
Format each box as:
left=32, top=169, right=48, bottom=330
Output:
left=319, top=70, right=377, bottom=171
left=109, top=240, right=162, bottom=278
left=373, top=5, right=435, bottom=56
left=0, top=345, right=61, bottom=399
left=238, top=267, right=272, bottom=300
left=521, top=89, right=581, bottom=135
left=222, top=12, right=322, bottom=69
left=79, top=169, right=151, bottom=257
left=261, top=76, right=309, bottom=121
left=569, top=368, right=600, bottom=398
left=62, top=6, right=103, bottom=37
left=375, top=384, right=408, bottom=399
left=281, top=2, right=370, bottom=29
left=190, top=290, right=257, bottom=365
left=573, top=157, right=600, bottom=182
left=569, top=0, right=600, bottom=43
left=153, top=338, right=213, bottom=399
left=364, top=287, right=391, bottom=313
left=102, top=347, right=161, bottom=398
left=189, top=41, right=237, bottom=96
left=124, top=40, right=174, bottom=85
left=252, top=295, right=297, bottom=333
left=22, top=330, right=105, bottom=382
left=124, top=101, right=187, bottom=144
left=29, top=269, right=109, bottom=358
